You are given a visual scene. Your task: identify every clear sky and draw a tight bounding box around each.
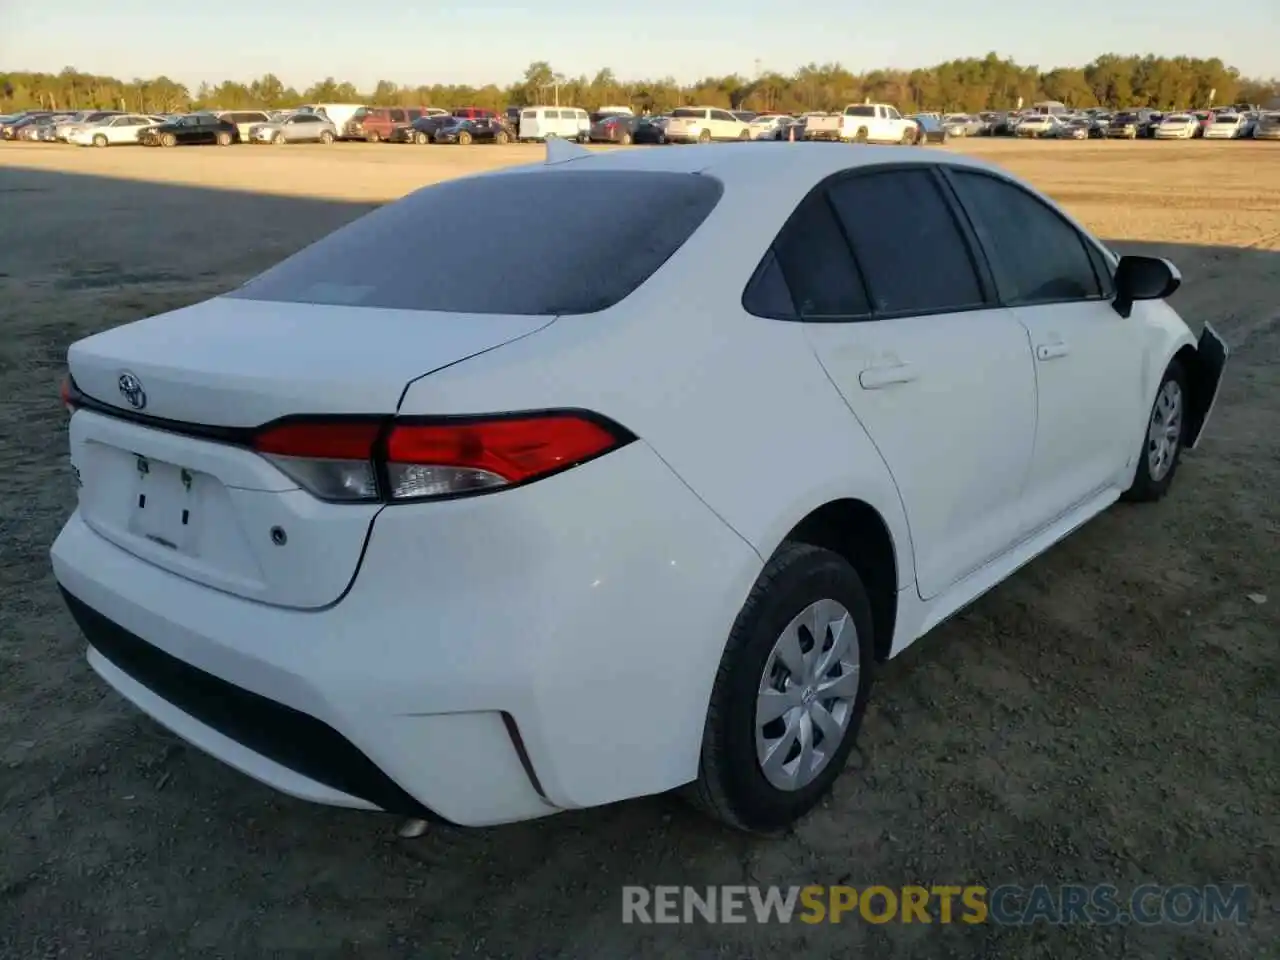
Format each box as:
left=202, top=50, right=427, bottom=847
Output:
left=4, top=0, right=1276, bottom=89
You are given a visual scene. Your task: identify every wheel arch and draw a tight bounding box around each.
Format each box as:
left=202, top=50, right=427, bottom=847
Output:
left=776, top=498, right=900, bottom=662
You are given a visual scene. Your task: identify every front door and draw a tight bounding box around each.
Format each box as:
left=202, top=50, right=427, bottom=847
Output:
left=943, top=167, right=1146, bottom=529
left=779, top=166, right=1038, bottom=598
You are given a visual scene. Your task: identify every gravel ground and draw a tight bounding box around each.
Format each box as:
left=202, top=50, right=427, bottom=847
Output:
left=0, top=138, right=1277, bottom=959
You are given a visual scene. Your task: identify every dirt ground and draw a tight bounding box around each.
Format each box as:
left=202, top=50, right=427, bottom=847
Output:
left=0, top=139, right=1277, bottom=959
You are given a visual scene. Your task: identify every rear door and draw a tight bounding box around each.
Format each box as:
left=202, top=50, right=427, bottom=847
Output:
left=943, top=168, right=1145, bottom=530
left=794, top=166, right=1038, bottom=599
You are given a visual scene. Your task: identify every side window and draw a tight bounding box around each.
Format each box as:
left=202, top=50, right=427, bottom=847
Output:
left=886, top=107, right=901, bottom=120
left=1084, top=241, right=1116, bottom=297
left=711, top=109, right=735, bottom=122
left=826, top=168, right=985, bottom=315
left=407, top=109, right=423, bottom=120
left=747, top=190, right=871, bottom=319
left=390, top=109, right=406, bottom=122
left=947, top=171, right=1103, bottom=305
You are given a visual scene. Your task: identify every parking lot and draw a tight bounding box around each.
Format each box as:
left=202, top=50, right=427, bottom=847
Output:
left=1, top=138, right=1277, bottom=958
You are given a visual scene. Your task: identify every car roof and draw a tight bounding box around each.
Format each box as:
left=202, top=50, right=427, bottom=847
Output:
left=511, top=141, right=1003, bottom=186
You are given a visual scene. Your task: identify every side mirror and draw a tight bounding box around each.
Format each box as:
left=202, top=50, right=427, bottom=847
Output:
left=1113, top=255, right=1181, bottom=318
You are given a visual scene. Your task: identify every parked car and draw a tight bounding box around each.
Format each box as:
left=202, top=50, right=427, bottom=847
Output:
left=588, top=112, right=639, bottom=144
left=345, top=106, right=444, bottom=143
left=68, top=114, right=168, bottom=147
left=141, top=114, right=241, bottom=147
left=517, top=106, right=590, bottom=142
left=1154, top=114, right=1198, bottom=139
left=55, top=110, right=126, bottom=141
left=1191, top=110, right=1215, bottom=137
left=1057, top=118, right=1091, bottom=140
left=22, top=116, right=71, bottom=141
left=214, top=110, right=273, bottom=142
left=434, top=116, right=511, bottom=145
left=53, top=143, right=1227, bottom=834
left=664, top=106, right=751, bottom=143
left=1, top=111, right=55, bottom=139
left=942, top=114, right=984, bottom=137
left=908, top=114, right=948, bottom=144
left=804, top=104, right=916, bottom=144
left=1015, top=115, right=1064, bottom=138
left=1105, top=112, right=1145, bottom=139
left=294, top=103, right=366, bottom=138
left=1253, top=112, right=1280, bottom=140
left=748, top=114, right=793, bottom=140
left=392, top=113, right=458, bottom=144
left=1204, top=113, right=1248, bottom=139
left=247, top=113, right=339, bottom=145
left=632, top=115, right=670, bottom=144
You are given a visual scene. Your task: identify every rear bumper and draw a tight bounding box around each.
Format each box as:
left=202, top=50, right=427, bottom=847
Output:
left=51, top=441, right=760, bottom=825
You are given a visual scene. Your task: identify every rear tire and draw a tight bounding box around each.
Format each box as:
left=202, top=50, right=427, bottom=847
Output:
left=161, top=133, right=177, bottom=148
left=92, top=134, right=108, bottom=148
left=686, top=542, right=875, bottom=834
left=1122, top=359, right=1188, bottom=503
left=495, top=129, right=509, bottom=145
left=319, top=130, right=334, bottom=144
left=415, top=131, right=428, bottom=145
left=854, top=127, right=869, bottom=143
left=698, top=128, right=711, bottom=144
left=620, top=132, right=633, bottom=145
left=900, top=128, right=914, bottom=144
left=366, top=131, right=380, bottom=143
left=215, top=131, right=231, bottom=146
left=458, top=131, right=472, bottom=146
left=738, top=129, right=749, bottom=140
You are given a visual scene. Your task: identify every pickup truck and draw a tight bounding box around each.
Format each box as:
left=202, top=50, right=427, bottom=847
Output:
left=803, top=103, right=917, bottom=144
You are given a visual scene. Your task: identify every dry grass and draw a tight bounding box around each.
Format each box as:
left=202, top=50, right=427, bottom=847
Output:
left=0, top=138, right=1277, bottom=959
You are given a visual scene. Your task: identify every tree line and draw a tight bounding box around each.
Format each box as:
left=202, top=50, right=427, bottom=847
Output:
left=3, top=55, right=1277, bottom=118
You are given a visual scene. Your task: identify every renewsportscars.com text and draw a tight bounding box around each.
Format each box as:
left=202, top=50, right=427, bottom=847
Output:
left=621, top=884, right=1251, bottom=926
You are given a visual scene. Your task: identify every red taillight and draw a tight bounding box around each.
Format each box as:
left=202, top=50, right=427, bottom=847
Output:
left=250, top=412, right=630, bottom=503
left=60, top=376, right=78, bottom=413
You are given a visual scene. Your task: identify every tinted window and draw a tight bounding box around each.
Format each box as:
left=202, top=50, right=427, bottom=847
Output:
left=844, top=106, right=875, bottom=117
left=671, top=108, right=705, bottom=118
left=228, top=170, right=724, bottom=316
left=390, top=109, right=406, bottom=122
left=827, top=169, right=984, bottom=315
left=767, top=190, right=870, bottom=319
left=408, top=109, right=423, bottom=120
left=948, top=171, right=1102, bottom=305
left=741, top=250, right=796, bottom=319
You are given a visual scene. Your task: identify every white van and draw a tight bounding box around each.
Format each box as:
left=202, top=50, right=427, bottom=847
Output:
left=295, top=103, right=366, bottom=138
left=518, top=106, right=590, bottom=142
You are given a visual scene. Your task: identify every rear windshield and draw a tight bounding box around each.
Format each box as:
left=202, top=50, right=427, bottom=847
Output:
left=844, top=105, right=876, bottom=117
left=671, top=108, right=705, bottom=118
left=227, top=170, right=724, bottom=316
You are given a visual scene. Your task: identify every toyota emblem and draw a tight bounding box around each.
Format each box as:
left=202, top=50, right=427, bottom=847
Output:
left=118, top=372, right=147, bottom=410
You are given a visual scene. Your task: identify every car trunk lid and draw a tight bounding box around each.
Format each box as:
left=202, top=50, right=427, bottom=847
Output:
left=66, top=296, right=551, bottom=608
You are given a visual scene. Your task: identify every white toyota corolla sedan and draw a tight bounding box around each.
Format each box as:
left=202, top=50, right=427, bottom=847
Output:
left=52, top=140, right=1228, bottom=834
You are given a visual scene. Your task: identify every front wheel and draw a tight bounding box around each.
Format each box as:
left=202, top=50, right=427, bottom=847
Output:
left=319, top=130, right=334, bottom=144
left=620, top=132, right=633, bottom=145
left=215, top=131, right=231, bottom=146
left=1122, top=359, right=1188, bottom=503
left=457, top=131, right=473, bottom=146
left=494, top=129, right=509, bottom=145
left=92, top=134, right=108, bottom=148
left=900, top=128, right=914, bottom=145
left=366, top=131, right=380, bottom=143
left=161, top=133, right=177, bottom=148
left=686, top=542, right=875, bottom=834
left=415, top=131, right=428, bottom=145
